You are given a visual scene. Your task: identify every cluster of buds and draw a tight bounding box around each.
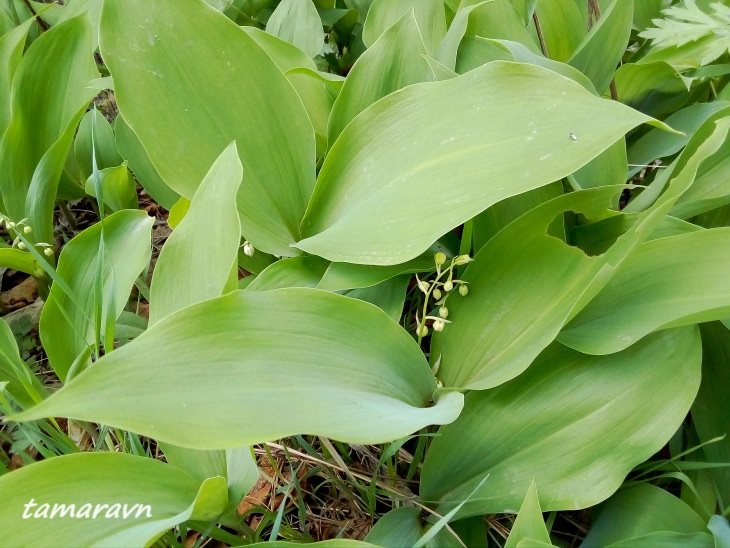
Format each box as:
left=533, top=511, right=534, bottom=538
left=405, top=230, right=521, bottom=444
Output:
left=414, top=251, right=471, bottom=342
left=0, top=215, right=54, bottom=258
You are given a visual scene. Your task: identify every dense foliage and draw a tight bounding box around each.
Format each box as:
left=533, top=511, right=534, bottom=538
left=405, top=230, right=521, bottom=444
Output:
left=1, top=0, right=730, bottom=546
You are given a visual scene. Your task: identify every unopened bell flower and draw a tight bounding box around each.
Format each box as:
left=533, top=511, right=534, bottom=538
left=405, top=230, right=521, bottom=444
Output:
left=459, top=284, right=469, bottom=296
left=434, top=252, right=447, bottom=266
left=443, top=280, right=454, bottom=292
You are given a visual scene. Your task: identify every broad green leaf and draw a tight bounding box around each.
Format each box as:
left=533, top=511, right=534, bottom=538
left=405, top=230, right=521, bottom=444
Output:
left=243, top=25, right=318, bottom=72
left=615, top=61, right=689, bottom=118
left=114, top=115, right=180, bottom=210
left=627, top=101, right=730, bottom=178
left=364, top=507, right=467, bottom=548
left=297, top=61, right=660, bottom=265
left=473, top=182, right=563, bottom=252
left=672, top=128, right=730, bottom=219
left=0, top=15, right=98, bottom=244
left=246, top=542, right=381, bottom=548
left=559, top=228, right=730, bottom=355
left=149, top=143, right=242, bottom=326
left=0, top=318, right=45, bottom=408
left=100, top=0, right=316, bottom=257
left=692, top=323, right=730, bottom=508
left=84, top=164, right=138, bottom=213
left=568, top=0, right=633, bottom=94
left=0, top=247, right=38, bottom=276
left=505, top=481, right=553, bottom=548
left=0, top=452, right=226, bottom=546
left=582, top=484, right=710, bottom=547
left=633, top=0, right=664, bottom=31
left=265, top=0, right=324, bottom=58
left=606, top=532, right=714, bottom=547
left=431, top=185, right=671, bottom=391
left=247, top=256, right=329, bottom=291
left=39, top=210, right=153, bottom=380
left=0, top=17, right=32, bottom=139
left=460, top=0, right=539, bottom=52
left=317, top=253, right=435, bottom=291
left=362, top=0, right=446, bottom=54
left=328, top=9, right=429, bottom=143
left=17, top=289, right=464, bottom=449
left=74, top=108, right=123, bottom=181
left=420, top=328, right=702, bottom=518
left=709, top=515, right=730, bottom=548
left=571, top=138, right=627, bottom=188
left=345, top=275, right=409, bottom=320
left=535, top=0, right=584, bottom=62
left=434, top=1, right=490, bottom=70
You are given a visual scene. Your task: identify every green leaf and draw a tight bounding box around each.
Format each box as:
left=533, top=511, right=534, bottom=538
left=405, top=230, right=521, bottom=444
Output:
left=709, top=515, right=730, bottom=548
left=364, top=506, right=472, bottom=548
left=247, top=256, right=329, bottom=291
left=265, top=0, right=324, bottom=58
left=328, top=8, right=429, bottom=143
left=74, top=107, right=122, bottom=181
left=317, top=252, right=435, bottom=291
left=114, top=114, right=180, bottom=210
left=39, top=210, right=153, bottom=380
left=582, top=484, right=710, bottom=547
left=245, top=542, right=381, bottom=548
left=344, top=275, right=409, bottom=321
left=99, top=0, right=316, bottom=257
left=535, top=0, right=585, bottom=62
left=615, top=61, right=689, bottom=118
left=692, top=323, right=730, bottom=509
left=420, top=328, right=702, bottom=518
left=460, top=0, right=539, bottom=53
left=16, top=289, right=463, bottom=449
left=431, top=185, right=669, bottom=391
left=434, top=1, right=490, bottom=70
left=149, top=143, right=242, bottom=325
left=505, top=481, right=553, bottom=548
left=568, top=0, right=633, bottom=94
left=0, top=318, right=45, bottom=408
left=84, top=164, right=137, bottom=212
left=297, top=61, right=660, bottom=265
left=559, top=228, right=730, bottom=355
left=0, top=17, right=32, bottom=140
left=0, top=14, right=98, bottom=244
left=0, top=248, right=38, bottom=276
left=362, top=0, right=446, bottom=54
left=0, top=452, right=227, bottom=546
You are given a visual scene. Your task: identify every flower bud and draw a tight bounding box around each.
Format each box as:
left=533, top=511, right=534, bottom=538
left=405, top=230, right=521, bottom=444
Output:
left=432, top=288, right=442, bottom=300
left=23, top=226, right=32, bottom=234
left=434, top=252, right=447, bottom=266
left=17, top=241, right=26, bottom=250
left=417, top=280, right=430, bottom=294
left=418, top=324, right=429, bottom=337
left=439, top=307, right=449, bottom=319
left=7, top=221, right=15, bottom=229
left=443, top=280, right=453, bottom=292
left=459, top=284, right=469, bottom=296
left=243, top=242, right=255, bottom=257
left=453, top=254, right=472, bottom=265
left=433, top=320, right=445, bottom=332
left=44, top=247, right=54, bottom=257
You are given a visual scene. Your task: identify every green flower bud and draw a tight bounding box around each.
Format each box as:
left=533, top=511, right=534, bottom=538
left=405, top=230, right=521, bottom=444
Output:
left=418, top=324, right=429, bottom=337
left=453, top=254, right=472, bottom=265
left=434, top=252, right=447, bottom=266
left=443, top=280, right=453, bottom=292
left=23, top=225, right=32, bottom=234
left=459, top=284, right=469, bottom=296
left=432, top=288, right=442, bottom=300
left=433, top=320, right=445, bottom=332
left=7, top=221, right=15, bottom=229
left=438, top=307, right=449, bottom=319
left=418, top=280, right=430, bottom=294
left=44, top=247, right=54, bottom=257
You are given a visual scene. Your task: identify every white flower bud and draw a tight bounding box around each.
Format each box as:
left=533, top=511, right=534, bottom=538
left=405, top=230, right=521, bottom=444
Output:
left=432, top=288, right=442, bottom=300
left=459, top=284, right=469, bottom=296
left=439, top=307, right=449, bottom=319
left=23, top=226, right=32, bottom=234
left=418, top=280, right=430, bottom=294
left=7, top=221, right=15, bottom=229
left=44, top=247, right=54, bottom=257
left=17, top=241, right=26, bottom=250
left=453, top=254, right=472, bottom=265
left=433, top=320, right=445, bottom=332
left=443, top=280, right=453, bottom=292
left=418, top=324, right=429, bottom=337
left=434, top=252, right=447, bottom=266
left=243, top=242, right=255, bottom=257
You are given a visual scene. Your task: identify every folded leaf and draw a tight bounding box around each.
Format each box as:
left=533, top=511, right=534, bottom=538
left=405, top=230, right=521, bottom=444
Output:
left=362, top=0, right=446, bottom=54
left=100, top=0, right=316, bottom=257
left=421, top=328, right=702, bottom=518
left=0, top=452, right=226, bottom=547
left=17, top=289, right=463, bottom=449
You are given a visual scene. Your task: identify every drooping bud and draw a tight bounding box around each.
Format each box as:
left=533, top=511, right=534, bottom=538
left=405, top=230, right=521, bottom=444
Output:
left=459, top=284, right=469, bottom=296
left=434, top=252, right=447, bottom=266
left=23, top=226, right=32, bottom=234
left=417, top=280, right=430, bottom=294
left=439, top=307, right=449, bottom=319
left=44, top=247, right=54, bottom=257
left=443, top=280, right=453, bottom=292
left=433, top=320, right=445, bottom=332
left=243, top=242, right=255, bottom=257
left=418, top=324, right=429, bottom=337
left=432, top=288, right=442, bottom=300
left=17, top=241, right=26, bottom=250
left=453, top=254, right=472, bottom=266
